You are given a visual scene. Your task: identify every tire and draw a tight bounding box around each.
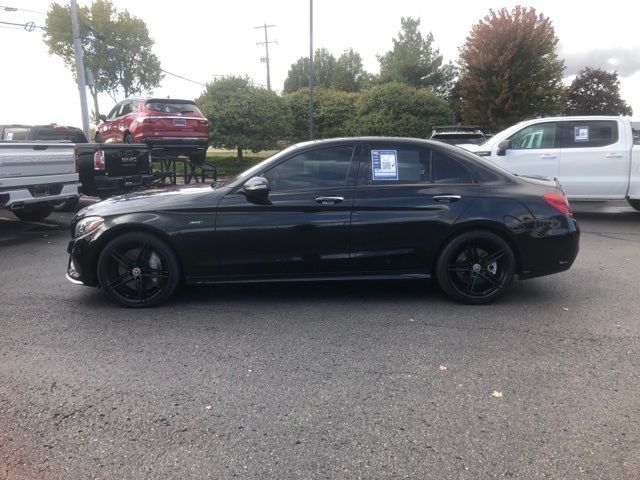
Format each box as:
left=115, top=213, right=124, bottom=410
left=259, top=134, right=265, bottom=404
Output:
left=57, top=196, right=80, bottom=212
left=123, top=133, right=133, bottom=144
left=95, top=133, right=101, bottom=143
left=628, top=199, right=640, bottom=212
left=13, top=204, right=54, bottom=221
left=97, top=232, right=180, bottom=308
left=436, top=230, right=516, bottom=305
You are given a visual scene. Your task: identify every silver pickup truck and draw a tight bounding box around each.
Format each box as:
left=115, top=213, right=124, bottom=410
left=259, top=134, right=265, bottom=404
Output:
left=0, top=142, right=80, bottom=221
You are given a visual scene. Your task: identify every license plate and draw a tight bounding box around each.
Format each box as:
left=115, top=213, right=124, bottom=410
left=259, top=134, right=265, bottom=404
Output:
left=32, top=185, right=50, bottom=197
left=173, top=118, right=187, bottom=127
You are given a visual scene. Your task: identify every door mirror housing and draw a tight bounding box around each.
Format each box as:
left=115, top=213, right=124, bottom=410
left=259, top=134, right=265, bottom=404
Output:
left=243, top=176, right=269, bottom=201
left=99, top=114, right=107, bottom=122
left=496, top=140, right=510, bottom=156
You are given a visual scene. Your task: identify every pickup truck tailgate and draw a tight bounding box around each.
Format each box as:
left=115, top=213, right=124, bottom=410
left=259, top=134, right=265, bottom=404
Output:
left=101, top=145, right=150, bottom=176
left=0, top=143, right=77, bottom=186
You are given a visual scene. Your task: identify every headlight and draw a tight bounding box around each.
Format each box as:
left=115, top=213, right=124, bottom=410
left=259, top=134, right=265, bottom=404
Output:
left=75, top=216, right=104, bottom=238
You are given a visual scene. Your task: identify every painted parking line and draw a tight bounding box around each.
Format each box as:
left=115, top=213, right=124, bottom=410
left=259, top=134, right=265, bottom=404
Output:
left=0, top=216, right=60, bottom=228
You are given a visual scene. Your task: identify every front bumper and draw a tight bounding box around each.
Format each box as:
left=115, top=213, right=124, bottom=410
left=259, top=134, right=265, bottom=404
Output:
left=66, top=235, right=99, bottom=287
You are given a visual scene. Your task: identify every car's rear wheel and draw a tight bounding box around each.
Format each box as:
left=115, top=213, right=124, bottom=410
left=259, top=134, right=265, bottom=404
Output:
left=124, top=133, right=133, bottom=144
left=13, top=204, right=54, bottom=221
left=436, top=231, right=516, bottom=304
left=97, top=232, right=180, bottom=308
left=628, top=199, right=640, bottom=212
left=95, top=133, right=101, bottom=143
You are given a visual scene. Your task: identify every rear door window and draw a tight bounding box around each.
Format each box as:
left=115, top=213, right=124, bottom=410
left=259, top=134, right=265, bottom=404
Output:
left=363, top=146, right=474, bottom=185
left=559, top=121, right=619, bottom=148
left=119, top=102, right=133, bottom=116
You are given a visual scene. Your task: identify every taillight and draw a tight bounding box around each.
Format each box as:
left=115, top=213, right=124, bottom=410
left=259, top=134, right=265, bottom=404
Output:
left=93, top=150, right=106, bottom=170
left=197, top=119, right=209, bottom=126
left=137, top=116, right=160, bottom=124
left=74, top=146, right=79, bottom=173
left=543, top=193, right=572, bottom=218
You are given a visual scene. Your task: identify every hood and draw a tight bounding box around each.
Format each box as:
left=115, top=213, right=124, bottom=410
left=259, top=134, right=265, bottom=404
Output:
left=457, top=143, right=483, bottom=152
left=76, top=184, right=228, bottom=218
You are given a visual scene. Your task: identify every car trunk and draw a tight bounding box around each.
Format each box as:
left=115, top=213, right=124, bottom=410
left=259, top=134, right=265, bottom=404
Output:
left=142, top=100, right=208, bottom=138
left=0, top=143, right=76, bottom=180
left=99, top=144, right=150, bottom=176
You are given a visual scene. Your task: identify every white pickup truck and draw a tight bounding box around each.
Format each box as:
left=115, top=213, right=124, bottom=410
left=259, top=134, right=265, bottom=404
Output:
left=461, top=116, right=640, bottom=211
left=0, top=142, right=80, bottom=221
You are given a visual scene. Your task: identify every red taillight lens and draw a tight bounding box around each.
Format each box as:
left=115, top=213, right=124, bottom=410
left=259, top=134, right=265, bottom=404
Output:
left=543, top=193, right=572, bottom=217
left=197, top=119, right=209, bottom=126
left=93, top=150, right=106, bottom=170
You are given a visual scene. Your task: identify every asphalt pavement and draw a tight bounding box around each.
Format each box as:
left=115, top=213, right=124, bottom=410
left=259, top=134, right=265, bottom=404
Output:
left=1, top=199, right=639, bottom=479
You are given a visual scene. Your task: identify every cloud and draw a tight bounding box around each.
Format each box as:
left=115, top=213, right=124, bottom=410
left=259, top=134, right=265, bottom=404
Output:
left=562, top=46, right=640, bottom=77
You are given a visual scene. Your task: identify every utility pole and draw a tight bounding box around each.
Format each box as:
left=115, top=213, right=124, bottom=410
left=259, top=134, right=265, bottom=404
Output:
left=255, top=23, right=277, bottom=91
left=70, top=0, right=90, bottom=139
left=308, top=0, right=314, bottom=140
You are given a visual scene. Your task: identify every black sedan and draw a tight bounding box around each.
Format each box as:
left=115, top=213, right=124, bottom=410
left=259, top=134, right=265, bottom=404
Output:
left=66, top=137, right=579, bottom=307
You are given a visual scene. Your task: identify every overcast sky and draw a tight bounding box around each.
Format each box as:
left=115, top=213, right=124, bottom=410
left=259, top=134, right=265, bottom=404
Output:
left=1, top=0, right=639, bottom=127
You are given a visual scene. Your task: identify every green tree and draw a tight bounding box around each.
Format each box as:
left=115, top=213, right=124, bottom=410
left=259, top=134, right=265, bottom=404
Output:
left=43, top=0, right=162, bottom=122
left=352, top=82, right=453, bottom=137
left=565, top=68, right=632, bottom=116
left=284, top=88, right=359, bottom=141
left=283, top=48, right=337, bottom=93
left=333, top=48, right=371, bottom=92
left=378, top=17, right=456, bottom=95
left=197, top=76, right=291, bottom=161
left=458, top=6, right=565, bottom=129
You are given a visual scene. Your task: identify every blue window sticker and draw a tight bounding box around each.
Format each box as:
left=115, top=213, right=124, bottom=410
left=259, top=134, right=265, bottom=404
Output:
left=371, top=149, right=398, bottom=180
left=574, top=126, right=589, bottom=142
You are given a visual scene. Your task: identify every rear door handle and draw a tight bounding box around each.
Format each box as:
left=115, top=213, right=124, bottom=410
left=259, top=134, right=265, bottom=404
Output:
left=540, top=154, right=557, bottom=159
left=605, top=153, right=623, bottom=158
left=433, top=195, right=461, bottom=203
left=315, top=196, right=344, bottom=205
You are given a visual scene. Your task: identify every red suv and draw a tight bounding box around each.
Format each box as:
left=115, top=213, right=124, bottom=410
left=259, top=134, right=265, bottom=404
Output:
left=96, top=97, right=209, bottom=160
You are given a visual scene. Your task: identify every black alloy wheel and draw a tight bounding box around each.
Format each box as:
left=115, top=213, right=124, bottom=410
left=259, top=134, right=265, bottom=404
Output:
left=97, top=232, right=180, bottom=307
left=436, top=231, right=516, bottom=304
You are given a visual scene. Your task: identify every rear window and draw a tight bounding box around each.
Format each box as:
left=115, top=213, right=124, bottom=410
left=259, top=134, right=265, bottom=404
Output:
left=34, top=128, right=87, bottom=143
left=145, top=101, right=201, bottom=115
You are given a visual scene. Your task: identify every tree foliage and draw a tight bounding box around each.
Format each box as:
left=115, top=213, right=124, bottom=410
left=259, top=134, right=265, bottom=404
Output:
left=197, top=76, right=291, bottom=160
left=458, top=6, right=565, bottom=129
left=564, top=68, right=632, bottom=116
left=352, top=82, right=453, bottom=137
left=43, top=0, right=162, bottom=121
left=283, top=48, right=371, bottom=93
left=378, top=17, right=456, bottom=96
left=284, top=88, right=359, bottom=141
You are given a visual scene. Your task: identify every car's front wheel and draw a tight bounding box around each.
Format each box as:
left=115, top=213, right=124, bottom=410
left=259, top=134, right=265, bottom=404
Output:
left=436, top=230, right=516, bottom=304
left=628, top=199, right=640, bottom=212
left=97, top=232, right=180, bottom=308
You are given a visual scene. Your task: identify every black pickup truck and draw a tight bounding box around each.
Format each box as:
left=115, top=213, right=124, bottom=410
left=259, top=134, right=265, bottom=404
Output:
left=0, top=125, right=155, bottom=201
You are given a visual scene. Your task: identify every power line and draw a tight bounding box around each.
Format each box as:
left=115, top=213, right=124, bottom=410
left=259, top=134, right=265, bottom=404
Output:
left=0, top=19, right=42, bottom=31
left=0, top=4, right=46, bottom=15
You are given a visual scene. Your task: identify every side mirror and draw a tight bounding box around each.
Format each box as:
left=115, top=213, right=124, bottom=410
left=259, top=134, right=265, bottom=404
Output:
left=243, top=176, right=269, bottom=201
left=496, top=140, right=510, bottom=156
left=99, top=114, right=107, bottom=122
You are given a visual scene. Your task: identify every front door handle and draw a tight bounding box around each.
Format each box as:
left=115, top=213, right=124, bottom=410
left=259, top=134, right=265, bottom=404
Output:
left=605, top=153, right=623, bottom=158
left=433, top=195, right=461, bottom=203
left=315, top=196, right=344, bottom=205
left=540, top=154, right=557, bottom=159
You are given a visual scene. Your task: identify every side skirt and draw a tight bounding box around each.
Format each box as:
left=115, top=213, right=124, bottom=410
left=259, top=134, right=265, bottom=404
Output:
left=185, top=272, right=431, bottom=285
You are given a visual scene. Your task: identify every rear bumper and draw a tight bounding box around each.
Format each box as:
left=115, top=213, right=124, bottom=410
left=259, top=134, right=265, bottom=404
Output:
left=518, top=218, right=580, bottom=279
left=143, top=137, right=208, bottom=156
left=0, top=182, right=80, bottom=208
left=90, top=174, right=156, bottom=195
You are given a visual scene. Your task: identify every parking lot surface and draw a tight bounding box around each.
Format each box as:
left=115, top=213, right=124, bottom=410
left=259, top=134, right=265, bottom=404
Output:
left=1, top=200, right=639, bottom=479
